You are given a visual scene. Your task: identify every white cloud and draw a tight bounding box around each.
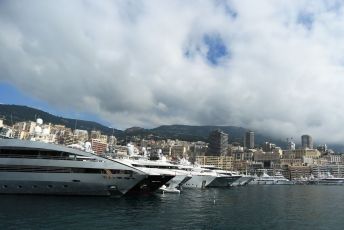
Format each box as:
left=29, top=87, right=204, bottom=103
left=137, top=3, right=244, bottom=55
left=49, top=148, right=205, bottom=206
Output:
left=1, top=0, right=344, bottom=143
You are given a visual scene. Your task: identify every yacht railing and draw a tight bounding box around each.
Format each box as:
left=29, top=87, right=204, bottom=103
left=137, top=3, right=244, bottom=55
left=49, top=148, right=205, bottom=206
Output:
left=0, top=154, right=100, bottom=162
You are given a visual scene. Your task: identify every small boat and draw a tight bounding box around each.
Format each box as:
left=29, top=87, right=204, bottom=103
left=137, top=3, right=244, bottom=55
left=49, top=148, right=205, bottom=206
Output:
left=159, top=185, right=181, bottom=194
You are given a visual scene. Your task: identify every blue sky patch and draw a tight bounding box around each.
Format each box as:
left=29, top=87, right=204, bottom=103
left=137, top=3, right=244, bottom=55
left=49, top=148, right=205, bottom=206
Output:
left=297, top=11, right=314, bottom=30
left=0, top=82, right=110, bottom=125
left=203, top=34, right=229, bottom=65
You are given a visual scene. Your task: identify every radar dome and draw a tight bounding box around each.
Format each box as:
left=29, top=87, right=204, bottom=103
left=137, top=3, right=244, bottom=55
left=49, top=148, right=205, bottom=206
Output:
left=36, top=118, right=43, bottom=125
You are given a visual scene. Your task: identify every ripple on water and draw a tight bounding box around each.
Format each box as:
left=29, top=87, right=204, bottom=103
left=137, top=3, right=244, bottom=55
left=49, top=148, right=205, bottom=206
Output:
left=1, top=186, right=344, bottom=230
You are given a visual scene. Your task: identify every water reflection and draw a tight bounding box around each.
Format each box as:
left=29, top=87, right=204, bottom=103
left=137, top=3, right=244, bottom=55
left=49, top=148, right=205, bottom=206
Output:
left=0, top=186, right=344, bottom=230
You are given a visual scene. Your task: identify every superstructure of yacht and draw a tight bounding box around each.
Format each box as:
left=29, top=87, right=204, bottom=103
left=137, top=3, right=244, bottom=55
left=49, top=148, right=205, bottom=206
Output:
left=0, top=139, right=149, bottom=196
left=178, top=165, right=219, bottom=188
left=249, top=170, right=294, bottom=185
left=113, top=156, right=190, bottom=193
left=312, top=172, right=344, bottom=185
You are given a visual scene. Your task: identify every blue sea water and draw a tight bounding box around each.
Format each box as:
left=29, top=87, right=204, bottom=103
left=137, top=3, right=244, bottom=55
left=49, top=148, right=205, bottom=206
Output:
left=0, top=186, right=343, bottom=230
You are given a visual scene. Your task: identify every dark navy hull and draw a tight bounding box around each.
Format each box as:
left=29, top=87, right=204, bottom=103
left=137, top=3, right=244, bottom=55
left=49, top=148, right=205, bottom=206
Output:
left=207, top=176, right=241, bottom=187
left=126, top=175, right=174, bottom=195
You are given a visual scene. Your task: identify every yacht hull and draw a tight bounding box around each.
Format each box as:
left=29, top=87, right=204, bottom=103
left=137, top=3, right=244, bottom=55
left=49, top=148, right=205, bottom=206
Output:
left=0, top=172, right=145, bottom=196
left=166, top=175, right=191, bottom=189
left=249, top=180, right=294, bottom=185
left=312, top=179, right=344, bottom=185
left=207, top=175, right=242, bottom=187
left=231, top=176, right=254, bottom=186
left=126, top=175, right=174, bottom=195
left=183, top=175, right=216, bottom=188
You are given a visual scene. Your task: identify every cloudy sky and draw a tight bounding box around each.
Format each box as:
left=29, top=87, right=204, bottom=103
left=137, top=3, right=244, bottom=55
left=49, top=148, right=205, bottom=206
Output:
left=1, top=0, right=344, bottom=143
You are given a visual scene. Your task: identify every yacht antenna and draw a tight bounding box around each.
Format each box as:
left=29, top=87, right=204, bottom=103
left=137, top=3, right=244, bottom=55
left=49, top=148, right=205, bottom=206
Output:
left=74, top=119, right=77, bottom=130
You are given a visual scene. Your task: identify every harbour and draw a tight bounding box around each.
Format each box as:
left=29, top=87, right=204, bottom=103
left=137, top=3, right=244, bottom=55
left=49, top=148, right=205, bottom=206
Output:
left=1, top=186, right=344, bottom=230
left=1, top=1, right=344, bottom=229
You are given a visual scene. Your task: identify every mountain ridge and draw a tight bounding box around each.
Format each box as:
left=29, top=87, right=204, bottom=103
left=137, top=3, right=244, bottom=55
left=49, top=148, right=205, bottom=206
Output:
left=0, top=104, right=285, bottom=147
left=1, top=104, right=343, bottom=151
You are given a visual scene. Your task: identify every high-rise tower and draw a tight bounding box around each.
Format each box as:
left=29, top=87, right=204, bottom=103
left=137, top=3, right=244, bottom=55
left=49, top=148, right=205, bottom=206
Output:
left=301, top=134, right=313, bottom=149
left=244, top=131, right=255, bottom=149
left=207, top=130, right=228, bottom=156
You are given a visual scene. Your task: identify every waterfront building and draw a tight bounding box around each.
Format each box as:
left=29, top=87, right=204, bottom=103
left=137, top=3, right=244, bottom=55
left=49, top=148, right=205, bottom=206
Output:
left=294, top=149, right=321, bottom=159
left=189, top=141, right=208, bottom=163
left=231, top=150, right=245, bottom=161
left=311, top=165, right=344, bottom=178
left=323, top=154, right=342, bottom=164
left=309, top=165, right=344, bottom=178
left=282, top=150, right=296, bottom=159
left=229, top=145, right=244, bottom=153
left=0, top=126, right=13, bottom=138
left=263, top=142, right=276, bottom=152
left=207, top=130, right=228, bottom=156
left=244, top=131, right=254, bottom=149
left=232, top=160, right=250, bottom=172
left=284, top=149, right=320, bottom=161
left=171, top=145, right=187, bottom=157
left=161, top=146, right=171, bottom=156
left=253, top=151, right=280, bottom=168
left=91, top=139, right=108, bottom=155
left=0, top=119, right=3, bottom=128
left=108, top=136, right=117, bottom=154
left=114, top=145, right=129, bottom=155
left=108, top=136, right=117, bottom=146
left=288, top=166, right=312, bottom=180
left=248, top=161, right=264, bottom=172
left=301, top=134, right=313, bottom=149
left=195, top=155, right=234, bottom=170
left=50, top=125, right=67, bottom=141
left=12, top=121, right=37, bottom=139
left=280, top=158, right=302, bottom=167
left=302, top=156, right=315, bottom=165
left=287, top=141, right=296, bottom=150
left=99, top=134, right=108, bottom=143
left=74, top=129, right=89, bottom=142
left=59, top=129, right=74, bottom=145
left=27, top=120, right=57, bottom=143
left=90, top=130, right=101, bottom=139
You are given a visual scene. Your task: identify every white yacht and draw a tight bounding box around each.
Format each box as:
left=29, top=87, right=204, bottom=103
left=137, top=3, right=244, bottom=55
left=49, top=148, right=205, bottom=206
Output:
left=200, top=166, right=243, bottom=187
left=178, top=165, right=218, bottom=188
left=0, top=139, right=150, bottom=196
left=314, top=172, right=344, bottom=185
left=112, top=156, right=190, bottom=193
left=249, top=170, right=294, bottom=185
left=230, top=173, right=254, bottom=186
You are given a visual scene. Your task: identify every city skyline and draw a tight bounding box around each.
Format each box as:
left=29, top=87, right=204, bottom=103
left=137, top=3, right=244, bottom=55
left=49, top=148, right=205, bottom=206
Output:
left=0, top=105, right=327, bottom=151
left=1, top=1, right=344, bottom=143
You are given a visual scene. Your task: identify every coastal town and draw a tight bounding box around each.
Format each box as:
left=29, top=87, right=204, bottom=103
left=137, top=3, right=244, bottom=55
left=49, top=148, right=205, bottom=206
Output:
left=1, top=117, right=343, bottom=182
